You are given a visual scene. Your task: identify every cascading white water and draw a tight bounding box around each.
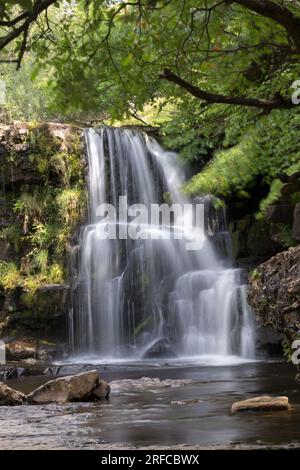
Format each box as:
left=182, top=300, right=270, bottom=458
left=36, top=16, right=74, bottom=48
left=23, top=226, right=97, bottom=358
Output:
left=70, top=127, right=255, bottom=361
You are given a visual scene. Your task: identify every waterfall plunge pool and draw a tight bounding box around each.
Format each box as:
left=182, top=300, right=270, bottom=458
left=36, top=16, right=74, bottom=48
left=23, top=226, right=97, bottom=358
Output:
left=3, top=361, right=300, bottom=450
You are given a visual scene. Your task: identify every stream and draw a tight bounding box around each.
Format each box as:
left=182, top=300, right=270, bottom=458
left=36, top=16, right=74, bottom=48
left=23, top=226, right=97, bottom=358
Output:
left=1, top=360, right=300, bottom=450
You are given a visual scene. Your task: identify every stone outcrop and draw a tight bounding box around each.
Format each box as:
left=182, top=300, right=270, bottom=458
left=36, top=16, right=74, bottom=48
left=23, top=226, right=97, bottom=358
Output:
left=0, top=122, right=82, bottom=188
left=255, top=325, right=284, bottom=356
left=1, top=285, right=70, bottom=343
left=229, top=216, right=279, bottom=266
left=231, top=396, right=290, bottom=413
left=266, top=204, right=294, bottom=224
left=27, top=370, right=109, bottom=404
left=0, top=382, right=26, bottom=405
left=0, top=122, right=85, bottom=345
left=248, top=246, right=300, bottom=338
left=5, top=341, right=36, bottom=361
left=3, top=339, right=66, bottom=362
left=229, top=176, right=300, bottom=269
left=0, top=122, right=42, bottom=187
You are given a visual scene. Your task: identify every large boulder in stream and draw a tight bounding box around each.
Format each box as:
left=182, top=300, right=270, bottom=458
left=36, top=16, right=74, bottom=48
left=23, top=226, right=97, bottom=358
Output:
left=231, top=396, right=290, bottom=413
left=0, top=382, right=26, bottom=405
left=27, top=370, right=110, bottom=404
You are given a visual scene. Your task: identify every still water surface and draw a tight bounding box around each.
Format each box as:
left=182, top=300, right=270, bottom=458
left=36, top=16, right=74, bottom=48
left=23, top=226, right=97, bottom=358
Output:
left=1, top=360, right=300, bottom=449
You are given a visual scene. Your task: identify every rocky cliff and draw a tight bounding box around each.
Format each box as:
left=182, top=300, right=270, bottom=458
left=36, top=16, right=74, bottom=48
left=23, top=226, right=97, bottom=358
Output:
left=248, top=245, right=300, bottom=356
left=0, top=122, right=85, bottom=355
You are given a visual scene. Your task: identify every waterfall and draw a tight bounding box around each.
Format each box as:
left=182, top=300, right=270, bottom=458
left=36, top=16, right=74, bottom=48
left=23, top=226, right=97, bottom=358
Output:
left=70, top=127, right=255, bottom=361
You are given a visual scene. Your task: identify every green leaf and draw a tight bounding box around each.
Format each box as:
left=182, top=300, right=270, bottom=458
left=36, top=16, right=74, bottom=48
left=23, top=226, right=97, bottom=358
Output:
left=122, top=53, right=134, bottom=67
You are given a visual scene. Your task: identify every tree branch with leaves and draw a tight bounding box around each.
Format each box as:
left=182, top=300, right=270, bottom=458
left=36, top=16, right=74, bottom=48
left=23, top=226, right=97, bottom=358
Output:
left=0, top=0, right=57, bottom=68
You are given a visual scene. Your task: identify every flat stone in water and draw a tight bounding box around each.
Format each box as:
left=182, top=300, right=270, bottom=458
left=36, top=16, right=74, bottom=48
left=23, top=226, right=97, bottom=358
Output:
left=231, top=395, right=290, bottom=413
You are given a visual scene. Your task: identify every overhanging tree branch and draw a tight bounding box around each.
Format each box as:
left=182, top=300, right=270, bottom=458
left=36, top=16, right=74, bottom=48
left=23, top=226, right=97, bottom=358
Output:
left=159, top=68, right=293, bottom=109
left=0, top=0, right=57, bottom=60
left=230, top=0, right=300, bottom=52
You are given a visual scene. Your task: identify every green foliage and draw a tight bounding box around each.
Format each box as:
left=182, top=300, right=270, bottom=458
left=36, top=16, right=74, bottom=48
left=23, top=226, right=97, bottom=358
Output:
left=161, top=99, right=224, bottom=165
left=27, top=0, right=297, bottom=218
left=0, top=224, right=22, bottom=253
left=0, top=60, right=53, bottom=122
left=0, top=125, right=85, bottom=297
left=257, top=180, right=284, bottom=217
left=28, top=125, right=83, bottom=184
left=271, top=223, right=295, bottom=249
left=250, top=268, right=262, bottom=282
left=56, top=188, right=85, bottom=225
left=0, top=261, right=22, bottom=291
left=14, top=191, right=46, bottom=234
left=184, top=106, right=300, bottom=214
left=282, top=336, right=291, bottom=361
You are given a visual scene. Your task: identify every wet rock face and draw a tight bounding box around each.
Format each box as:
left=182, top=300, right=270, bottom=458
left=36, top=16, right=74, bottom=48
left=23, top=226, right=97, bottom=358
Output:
left=229, top=216, right=278, bottom=266
left=1, top=284, right=70, bottom=342
left=248, top=246, right=300, bottom=337
left=3, top=339, right=67, bottom=362
left=255, top=325, right=284, bottom=356
left=0, top=122, right=83, bottom=188
left=0, top=382, right=26, bottom=405
left=266, top=204, right=294, bottom=224
left=0, top=123, right=42, bottom=187
left=5, top=341, right=36, bottom=361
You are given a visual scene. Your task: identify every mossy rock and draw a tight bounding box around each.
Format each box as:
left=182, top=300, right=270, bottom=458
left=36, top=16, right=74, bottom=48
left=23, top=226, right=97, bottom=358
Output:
left=246, top=219, right=278, bottom=257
